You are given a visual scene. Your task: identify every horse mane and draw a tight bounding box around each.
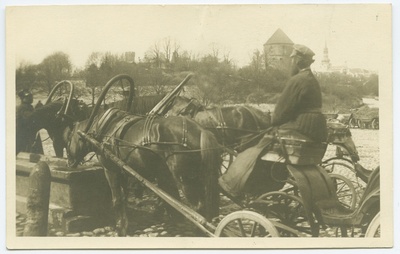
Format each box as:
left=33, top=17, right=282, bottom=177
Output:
left=30, top=100, right=64, bottom=121
left=241, top=105, right=272, bottom=129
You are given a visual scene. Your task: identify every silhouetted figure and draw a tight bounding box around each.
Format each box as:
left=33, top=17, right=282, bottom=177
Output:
left=16, top=89, right=43, bottom=154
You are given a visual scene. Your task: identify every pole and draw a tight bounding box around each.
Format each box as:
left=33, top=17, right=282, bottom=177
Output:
left=77, top=130, right=216, bottom=237
left=23, top=161, right=51, bottom=236
left=148, top=73, right=193, bottom=116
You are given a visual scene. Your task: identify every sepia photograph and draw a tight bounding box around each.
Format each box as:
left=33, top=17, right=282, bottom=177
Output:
left=5, top=3, right=393, bottom=250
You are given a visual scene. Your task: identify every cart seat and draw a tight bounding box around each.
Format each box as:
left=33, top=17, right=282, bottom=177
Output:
left=261, top=129, right=327, bottom=165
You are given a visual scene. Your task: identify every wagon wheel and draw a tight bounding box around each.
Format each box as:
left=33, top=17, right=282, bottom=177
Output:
left=348, top=117, right=357, bottom=128
left=249, top=191, right=317, bottom=237
left=220, top=149, right=237, bottom=175
left=364, top=212, right=380, bottom=237
left=371, top=118, right=379, bottom=130
left=329, top=174, right=357, bottom=211
left=214, top=211, right=280, bottom=237
left=322, top=158, right=365, bottom=200
left=84, top=74, right=135, bottom=133
left=44, top=80, right=75, bottom=117
left=357, top=120, right=365, bottom=129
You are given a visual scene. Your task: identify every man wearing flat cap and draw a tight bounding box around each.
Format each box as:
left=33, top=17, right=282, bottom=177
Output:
left=271, top=44, right=327, bottom=142
left=16, top=89, right=43, bottom=154
left=219, top=44, right=327, bottom=199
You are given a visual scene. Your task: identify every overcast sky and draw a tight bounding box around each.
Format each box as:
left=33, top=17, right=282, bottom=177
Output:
left=7, top=4, right=390, bottom=71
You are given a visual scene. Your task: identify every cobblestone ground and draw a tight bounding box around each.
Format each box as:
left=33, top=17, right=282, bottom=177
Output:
left=17, top=129, right=378, bottom=237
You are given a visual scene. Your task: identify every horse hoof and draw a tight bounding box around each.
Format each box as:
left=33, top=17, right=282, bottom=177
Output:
left=116, top=222, right=127, bottom=237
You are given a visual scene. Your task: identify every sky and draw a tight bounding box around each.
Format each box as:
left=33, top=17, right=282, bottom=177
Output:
left=7, top=4, right=391, bottom=71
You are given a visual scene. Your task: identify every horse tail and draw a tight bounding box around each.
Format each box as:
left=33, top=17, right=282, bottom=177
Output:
left=200, top=129, right=222, bottom=221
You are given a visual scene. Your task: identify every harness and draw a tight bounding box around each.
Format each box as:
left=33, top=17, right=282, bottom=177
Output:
left=142, top=114, right=189, bottom=149
left=82, top=108, right=197, bottom=166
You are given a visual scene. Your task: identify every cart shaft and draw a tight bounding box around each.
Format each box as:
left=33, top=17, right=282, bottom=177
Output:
left=77, top=130, right=216, bottom=237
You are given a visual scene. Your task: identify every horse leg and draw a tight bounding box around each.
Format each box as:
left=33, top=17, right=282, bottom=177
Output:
left=103, top=165, right=128, bottom=236
left=155, top=162, right=182, bottom=221
left=51, top=132, right=64, bottom=158
left=53, top=141, right=64, bottom=158
left=166, top=155, right=204, bottom=217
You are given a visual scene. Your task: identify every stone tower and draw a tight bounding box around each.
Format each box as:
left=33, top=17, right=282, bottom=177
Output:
left=321, top=41, right=331, bottom=71
left=263, top=28, right=294, bottom=71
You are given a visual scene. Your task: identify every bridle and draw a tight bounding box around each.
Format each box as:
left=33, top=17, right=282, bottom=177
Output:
left=174, top=98, right=203, bottom=118
left=66, top=122, right=87, bottom=167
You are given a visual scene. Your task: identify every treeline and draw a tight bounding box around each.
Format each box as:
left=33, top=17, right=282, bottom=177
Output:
left=16, top=39, right=378, bottom=111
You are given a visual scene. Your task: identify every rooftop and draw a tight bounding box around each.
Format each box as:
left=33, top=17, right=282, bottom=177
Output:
left=264, top=28, right=294, bottom=45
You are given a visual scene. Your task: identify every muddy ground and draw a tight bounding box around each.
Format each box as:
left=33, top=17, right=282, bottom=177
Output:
left=16, top=127, right=379, bottom=237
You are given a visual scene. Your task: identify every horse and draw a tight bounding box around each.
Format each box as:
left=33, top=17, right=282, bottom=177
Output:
left=16, top=98, right=87, bottom=157
left=167, top=96, right=360, bottom=179
left=167, top=96, right=272, bottom=153
left=27, top=95, right=164, bottom=158
left=64, top=108, right=222, bottom=236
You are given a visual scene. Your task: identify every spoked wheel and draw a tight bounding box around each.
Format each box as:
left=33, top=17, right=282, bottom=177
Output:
left=249, top=191, right=317, bottom=237
left=365, top=212, right=380, bottom=237
left=357, top=120, right=365, bottom=129
left=371, top=118, right=379, bottom=130
left=220, top=150, right=237, bottom=175
left=348, top=117, right=357, bottom=128
left=322, top=158, right=365, bottom=200
left=329, top=174, right=357, bottom=211
left=214, top=211, right=280, bottom=237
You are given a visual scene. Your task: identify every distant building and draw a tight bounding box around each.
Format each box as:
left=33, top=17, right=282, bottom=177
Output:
left=263, top=28, right=294, bottom=71
left=321, top=41, right=331, bottom=71
left=123, top=52, right=135, bottom=63
left=316, top=43, right=375, bottom=77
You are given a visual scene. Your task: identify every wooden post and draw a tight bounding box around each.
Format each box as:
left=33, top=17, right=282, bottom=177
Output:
left=23, top=161, right=51, bottom=236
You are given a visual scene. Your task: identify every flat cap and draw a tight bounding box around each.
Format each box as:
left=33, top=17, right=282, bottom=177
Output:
left=18, top=89, right=32, bottom=99
left=290, top=44, right=315, bottom=58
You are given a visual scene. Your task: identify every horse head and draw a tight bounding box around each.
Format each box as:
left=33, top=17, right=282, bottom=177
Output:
left=168, top=96, right=204, bottom=117
left=65, top=119, right=92, bottom=167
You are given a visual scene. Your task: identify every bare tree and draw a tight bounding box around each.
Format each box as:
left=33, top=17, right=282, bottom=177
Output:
left=163, top=37, right=172, bottom=64
left=144, top=42, right=163, bottom=69
left=210, top=43, right=219, bottom=60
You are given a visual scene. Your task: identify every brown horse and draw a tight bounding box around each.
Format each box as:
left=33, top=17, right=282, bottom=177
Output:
left=168, top=96, right=360, bottom=159
left=167, top=96, right=272, bottom=153
left=65, top=108, right=222, bottom=236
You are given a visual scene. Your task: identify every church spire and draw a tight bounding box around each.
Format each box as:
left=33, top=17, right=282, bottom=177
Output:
left=321, top=40, right=331, bottom=70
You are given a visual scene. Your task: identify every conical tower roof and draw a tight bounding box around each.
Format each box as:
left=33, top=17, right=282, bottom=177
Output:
left=264, top=28, right=294, bottom=45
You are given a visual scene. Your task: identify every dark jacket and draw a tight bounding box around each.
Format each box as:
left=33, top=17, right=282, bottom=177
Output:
left=272, top=68, right=327, bottom=142
left=16, top=103, right=34, bottom=125
left=16, top=102, right=35, bottom=154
